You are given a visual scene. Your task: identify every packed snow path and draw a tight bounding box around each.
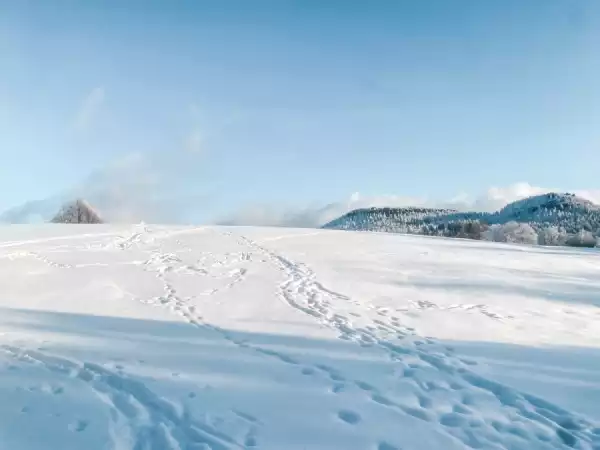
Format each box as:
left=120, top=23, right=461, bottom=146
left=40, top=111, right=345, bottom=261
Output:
left=0, top=225, right=599, bottom=450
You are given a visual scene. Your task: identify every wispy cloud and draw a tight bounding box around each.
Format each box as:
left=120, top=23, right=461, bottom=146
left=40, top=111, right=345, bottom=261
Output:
left=0, top=150, right=206, bottom=224
left=2, top=99, right=213, bottom=224
left=73, top=86, right=105, bottom=132
left=69, top=151, right=209, bottom=223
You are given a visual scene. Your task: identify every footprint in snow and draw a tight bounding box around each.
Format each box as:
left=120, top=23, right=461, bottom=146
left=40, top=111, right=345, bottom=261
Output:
left=402, top=406, right=433, bottom=422
left=244, top=433, right=258, bottom=447
left=328, top=372, right=344, bottom=382
left=452, top=403, right=471, bottom=415
left=331, top=383, right=345, bottom=394
left=337, top=410, right=361, bottom=425
left=417, top=395, right=432, bottom=408
left=355, top=381, right=375, bottom=391
left=371, top=394, right=394, bottom=406
left=460, top=358, right=477, bottom=366
left=439, top=412, right=467, bottom=427
left=378, top=443, right=399, bottom=450
left=69, top=419, right=89, bottom=432
left=38, top=383, right=64, bottom=396
left=233, top=410, right=259, bottom=424
left=449, top=381, right=463, bottom=391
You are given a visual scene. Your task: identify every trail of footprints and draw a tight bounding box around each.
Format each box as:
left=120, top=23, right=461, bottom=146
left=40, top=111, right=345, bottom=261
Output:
left=0, top=229, right=265, bottom=450
left=407, top=300, right=512, bottom=321
left=138, top=243, right=389, bottom=448
left=227, top=232, right=600, bottom=450
left=5, top=226, right=600, bottom=450
left=2, top=344, right=259, bottom=450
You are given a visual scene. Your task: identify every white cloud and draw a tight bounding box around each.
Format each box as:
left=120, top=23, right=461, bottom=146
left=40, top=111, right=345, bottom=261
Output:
left=571, top=189, right=600, bottom=205
left=73, top=86, right=105, bottom=132
left=471, top=182, right=553, bottom=212
left=466, top=183, right=600, bottom=212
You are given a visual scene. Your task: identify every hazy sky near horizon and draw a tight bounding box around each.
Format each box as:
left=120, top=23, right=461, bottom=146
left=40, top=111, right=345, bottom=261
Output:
left=1, top=1, right=599, bottom=225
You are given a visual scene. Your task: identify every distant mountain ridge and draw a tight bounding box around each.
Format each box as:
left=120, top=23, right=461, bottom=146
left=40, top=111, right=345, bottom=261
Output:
left=323, top=193, right=600, bottom=245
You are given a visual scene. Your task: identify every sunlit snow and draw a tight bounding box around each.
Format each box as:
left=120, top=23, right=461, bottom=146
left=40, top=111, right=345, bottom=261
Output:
left=0, top=225, right=599, bottom=449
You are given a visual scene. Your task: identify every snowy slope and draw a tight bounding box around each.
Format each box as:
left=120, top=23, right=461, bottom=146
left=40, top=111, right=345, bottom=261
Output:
left=0, top=225, right=599, bottom=450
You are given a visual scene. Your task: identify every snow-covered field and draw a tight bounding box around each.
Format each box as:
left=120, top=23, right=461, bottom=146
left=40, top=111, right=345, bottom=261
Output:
left=0, top=224, right=599, bottom=450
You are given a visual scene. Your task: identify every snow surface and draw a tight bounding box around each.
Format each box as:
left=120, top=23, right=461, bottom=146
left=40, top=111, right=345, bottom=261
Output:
left=0, top=224, right=599, bottom=450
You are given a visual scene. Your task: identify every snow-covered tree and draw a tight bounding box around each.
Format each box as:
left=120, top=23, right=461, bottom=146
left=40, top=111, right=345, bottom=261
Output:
left=565, top=230, right=596, bottom=248
left=537, top=226, right=567, bottom=246
left=51, top=199, right=103, bottom=224
left=483, top=221, right=538, bottom=245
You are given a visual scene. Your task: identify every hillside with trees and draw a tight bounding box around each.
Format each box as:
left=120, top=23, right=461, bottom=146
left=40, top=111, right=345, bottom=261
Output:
left=323, top=193, right=600, bottom=248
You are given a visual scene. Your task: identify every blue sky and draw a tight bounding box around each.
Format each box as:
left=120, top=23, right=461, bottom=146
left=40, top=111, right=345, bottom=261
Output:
left=1, top=1, right=599, bottom=225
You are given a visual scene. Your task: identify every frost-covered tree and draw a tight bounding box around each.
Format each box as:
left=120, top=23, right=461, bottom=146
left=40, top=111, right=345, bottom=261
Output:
left=463, top=221, right=488, bottom=240
left=50, top=199, right=103, bottom=224
left=537, top=227, right=568, bottom=246
left=483, top=221, right=538, bottom=245
left=565, top=230, right=596, bottom=248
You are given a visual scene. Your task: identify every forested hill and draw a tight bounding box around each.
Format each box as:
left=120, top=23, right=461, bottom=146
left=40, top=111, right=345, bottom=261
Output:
left=323, top=193, right=600, bottom=247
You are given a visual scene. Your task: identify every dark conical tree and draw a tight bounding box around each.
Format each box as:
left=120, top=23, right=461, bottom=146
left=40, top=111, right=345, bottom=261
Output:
left=50, top=199, right=103, bottom=224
